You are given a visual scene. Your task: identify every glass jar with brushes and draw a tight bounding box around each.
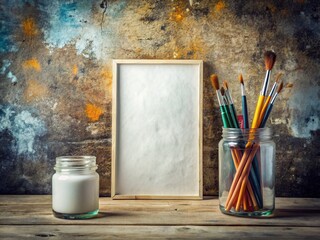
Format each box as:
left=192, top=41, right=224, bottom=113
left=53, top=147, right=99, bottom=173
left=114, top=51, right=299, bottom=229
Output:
left=210, top=50, right=283, bottom=217
left=219, top=128, right=275, bottom=216
left=52, top=156, right=99, bottom=219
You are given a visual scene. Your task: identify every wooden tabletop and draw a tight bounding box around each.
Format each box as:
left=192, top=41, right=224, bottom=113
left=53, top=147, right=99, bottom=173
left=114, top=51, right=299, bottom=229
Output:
left=0, top=196, right=319, bottom=239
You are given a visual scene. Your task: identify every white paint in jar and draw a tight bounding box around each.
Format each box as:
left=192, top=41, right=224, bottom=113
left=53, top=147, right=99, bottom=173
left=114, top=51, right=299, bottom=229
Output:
left=52, top=156, right=99, bottom=219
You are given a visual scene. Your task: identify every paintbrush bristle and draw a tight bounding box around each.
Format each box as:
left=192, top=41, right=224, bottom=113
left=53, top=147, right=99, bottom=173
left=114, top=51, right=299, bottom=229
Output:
left=210, top=74, right=219, bottom=91
left=277, top=82, right=284, bottom=93
left=223, top=80, right=229, bottom=90
left=275, top=72, right=283, bottom=83
left=220, top=87, right=225, bottom=96
left=239, top=74, right=244, bottom=84
left=264, top=51, right=277, bottom=70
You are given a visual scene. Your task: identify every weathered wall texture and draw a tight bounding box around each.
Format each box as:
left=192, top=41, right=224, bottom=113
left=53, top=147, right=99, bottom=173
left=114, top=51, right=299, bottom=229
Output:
left=0, top=0, right=319, bottom=197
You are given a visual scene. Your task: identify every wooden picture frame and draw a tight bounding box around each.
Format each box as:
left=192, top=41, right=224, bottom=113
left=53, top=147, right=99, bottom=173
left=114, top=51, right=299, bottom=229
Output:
left=112, top=59, right=203, bottom=199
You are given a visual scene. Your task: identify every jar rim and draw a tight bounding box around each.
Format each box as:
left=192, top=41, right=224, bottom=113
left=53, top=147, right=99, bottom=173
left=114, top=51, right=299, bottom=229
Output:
left=55, top=156, right=97, bottom=171
left=222, top=127, right=272, bottom=141
left=56, top=156, right=96, bottom=160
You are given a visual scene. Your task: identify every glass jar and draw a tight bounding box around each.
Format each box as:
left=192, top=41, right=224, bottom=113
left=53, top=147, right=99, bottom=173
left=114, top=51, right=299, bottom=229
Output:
left=52, top=156, right=99, bottom=219
left=219, top=128, right=275, bottom=217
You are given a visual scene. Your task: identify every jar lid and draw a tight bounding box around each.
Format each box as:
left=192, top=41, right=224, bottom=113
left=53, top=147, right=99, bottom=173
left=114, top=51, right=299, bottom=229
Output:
left=55, top=156, right=97, bottom=170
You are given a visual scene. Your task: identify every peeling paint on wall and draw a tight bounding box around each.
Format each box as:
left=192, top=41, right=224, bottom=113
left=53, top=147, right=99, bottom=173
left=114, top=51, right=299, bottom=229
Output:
left=0, top=18, right=18, bottom=53
left=0, top=0, right=319, bottom=197
left=0, top=60, right=11, bottom=74
left=0, top=106, right=46, bottom=155
left=6, top=71, right=17, bottom=84
left=43, top=1, right=90, bottom=47
left=1, top=60, right=17, bottom=83
left=288, top=86, right=320, bottom=138
left=42, top=1, right=112, bottom=60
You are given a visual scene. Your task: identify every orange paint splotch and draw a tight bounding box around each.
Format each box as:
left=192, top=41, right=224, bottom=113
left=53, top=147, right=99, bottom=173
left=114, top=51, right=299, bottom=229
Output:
left=22, top=58, right=41, bottom=72
left=24, top=79, right=48, bottom=102
left=170, top=6, right=185, bottom=22
left=72, top=65, right=78, bottom=75
left=215, top=1, right=226, bottom=12
left=22, top=18, right=38, bottom=36
left=100, top=68, right=112, bottom=94
left=86, top=103, right=103, bottom=122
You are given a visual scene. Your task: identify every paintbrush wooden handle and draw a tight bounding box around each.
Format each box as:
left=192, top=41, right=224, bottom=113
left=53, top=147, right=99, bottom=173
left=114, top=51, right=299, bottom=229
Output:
left=252, top=95, right=265, bottom=128
left=231, top=148, right=258, bottom=210
left=226, top=144, right=259, bottom=211
left=259, top=96, right=271, bottom=124
left=225, top=146, right=253, bottom=208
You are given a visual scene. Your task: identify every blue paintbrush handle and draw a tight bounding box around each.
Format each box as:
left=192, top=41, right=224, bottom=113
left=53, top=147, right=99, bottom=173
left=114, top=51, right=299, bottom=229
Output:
left=242, top=96, right=249, bottom=128
left=260, top=103, right=273, bottom=127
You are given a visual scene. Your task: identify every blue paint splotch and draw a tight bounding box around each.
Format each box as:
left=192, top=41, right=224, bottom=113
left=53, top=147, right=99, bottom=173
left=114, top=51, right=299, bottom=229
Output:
left=0, top=106, right=46, bottom=155
left=0, top=60, right=11, bottom=74
left=43, top=0, right=126, bottom=60
left=0, top=0, right=50, bottom=53
left=0, top=6, right=19, bottom=53
left=288, top=85, right=320, bottom=138
left=58, top=2, right=80, bottom=27
left=1, top=60, right=18, bottom=83
left=43, top=0, right=91, bottom=49
left=6, top=71, right=17, bottom=84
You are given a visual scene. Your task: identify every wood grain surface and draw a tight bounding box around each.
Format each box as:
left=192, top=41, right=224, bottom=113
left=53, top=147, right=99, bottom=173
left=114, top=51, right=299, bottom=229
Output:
left=0, top=196, right=319, bottom=239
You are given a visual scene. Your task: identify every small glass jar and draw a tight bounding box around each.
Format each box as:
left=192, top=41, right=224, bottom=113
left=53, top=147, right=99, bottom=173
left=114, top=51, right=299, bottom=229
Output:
left=219, top=128, right=275, bottom=217
left=52, top=156, right=99, bottom=219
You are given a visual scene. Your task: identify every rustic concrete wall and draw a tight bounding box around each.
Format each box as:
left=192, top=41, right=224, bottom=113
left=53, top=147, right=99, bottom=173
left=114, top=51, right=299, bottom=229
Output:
left=0, top=0, right=319, bottom=197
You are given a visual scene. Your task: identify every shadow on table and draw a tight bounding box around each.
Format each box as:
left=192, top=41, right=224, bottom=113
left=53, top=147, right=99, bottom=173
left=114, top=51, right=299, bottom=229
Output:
left=273, top=209, right=320, bottom=218
left=94, top=211, right=132, bottom=219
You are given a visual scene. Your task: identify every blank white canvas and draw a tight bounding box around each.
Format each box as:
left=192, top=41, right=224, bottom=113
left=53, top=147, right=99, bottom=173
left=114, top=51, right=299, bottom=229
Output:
left=114, top=61, right=201, bottom=197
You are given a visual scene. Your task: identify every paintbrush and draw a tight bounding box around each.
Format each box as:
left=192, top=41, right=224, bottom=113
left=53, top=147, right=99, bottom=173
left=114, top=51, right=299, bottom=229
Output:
left=233, top=82, right=284, bottom=211
left=251, top=51, right=277, bottom=129
left=223, top=80, right=239, bottom=128
left=239, top=74, right=249, bottom=128
left=221, top=76, right=262, bottom=208
left=260, top=82, right=284, bottom=127
left=226, top=51, right=277, bottom=210
left=221, top=79, right=262, bottom=209
left=210, top=74, right=231, bottom=128
left=220, top=87, right=229, bottom=105
left=239, top=73, right=263, bottom=208
left=259, top=73, right=283, bottom=124
left=220, top=87, right=233, bottom=128
left=212, top=75, right=259, bottom=210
